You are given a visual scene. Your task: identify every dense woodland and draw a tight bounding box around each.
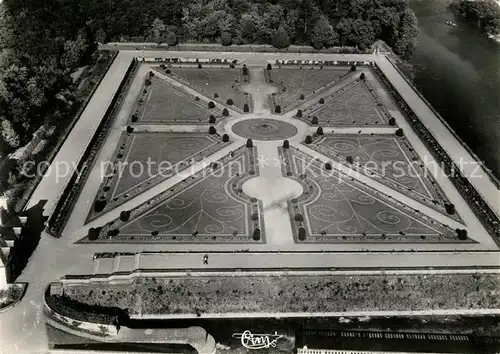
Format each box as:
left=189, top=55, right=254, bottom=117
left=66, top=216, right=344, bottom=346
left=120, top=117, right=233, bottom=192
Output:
left=0, top=0, right=418, bottom=150
left=450, top=0, right=500, bottom=36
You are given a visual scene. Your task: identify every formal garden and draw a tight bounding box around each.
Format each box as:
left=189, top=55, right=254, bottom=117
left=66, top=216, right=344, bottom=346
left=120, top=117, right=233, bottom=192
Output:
left=83, top=146, right=264, bottom=243
left=307, top=134, right=460, bottom=221
left=130, top=73, right=223, bottom=124
left=279, top=147, right=470, bottom=243
left=160, top=66, right=252, bottom=113
left=265, top=66, right=350, bottom=113
left=297, top=76, right=390, bottom=126
left=87, top=132, right=229, bottom=221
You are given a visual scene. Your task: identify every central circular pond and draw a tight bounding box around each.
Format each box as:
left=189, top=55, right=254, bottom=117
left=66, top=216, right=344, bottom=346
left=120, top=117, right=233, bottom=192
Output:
left=232, top=118, right=298, bottom=141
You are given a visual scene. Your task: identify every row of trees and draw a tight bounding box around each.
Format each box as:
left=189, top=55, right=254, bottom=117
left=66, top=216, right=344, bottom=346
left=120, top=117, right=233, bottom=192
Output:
left=152, top=0, right=418, bottom=54
left=450, top=0, right=500, bottom=36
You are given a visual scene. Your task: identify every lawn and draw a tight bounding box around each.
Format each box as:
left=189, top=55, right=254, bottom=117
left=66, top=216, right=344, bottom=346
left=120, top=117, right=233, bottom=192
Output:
left=61, top=273, right=500, bottom=317
left=307, top=135, right=459, bottom=221
left=132, top=76, right=222, bottom=124
left=282, top=148, right=464, bottom=243
left=299, top=79, right=389, bottom=126
left=266, top=67, right=349, bottom=112
left=164, top=67, right=252, bottom=113
left=87, top=132, right=228, bottom=222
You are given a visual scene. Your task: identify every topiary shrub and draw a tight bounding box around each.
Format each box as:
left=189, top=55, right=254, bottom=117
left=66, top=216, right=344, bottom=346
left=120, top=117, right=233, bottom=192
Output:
left=222, top=134, right=229, bottom=142
left=88, top=227, right=100, bottom=241
left=267, top=63, right=272, bottom=70
left=283, top=140, right=290, bottom=149
left=145, top=78, right=152, bottom=86
left=242, top=65, right=249, bottom=76
left=251, top=213, right=259, bottom=221
left=311, top=116, right=318, bottom=125
left=131, top=114, right=138, bottom=123
left=294, top=214, right=304, bottom=222
left=166, top=69, right=171, bottom=74
left=148, top=71, right=154, bottom=78
left=222, top=108, right=229, bottom=116
left=119, top=210, right=130, bottom=222
left=194, top=96, right=200, bottom=101
left=107, top=229, right=119, bottom=237
left=350, top=65, right=357, bottom=72
left=214, top=93, right=219, bottom=98
left=395, top=128, right=404, bottom=137
left=299, top=94, right=305, bottom=100
left=456, top=228, right=468, bottom=240
left=316, top=127, right=324, bottom=135
left=389, top=117, right=396, bottom=126
left=252, top=228, right=261, bottom=241
left=246, top=139, right=253, bottom=148
left=94, top=200, right=106, bottom=213
left=243, top=103, right=250, bottom=112
left=151, top=230, right=159, bottom=236
left=305, top=135, right=313, bottom=144
left=346, top=155, right=354, bottom=164
left=209, top=115, right=216, bottom=124
left=319, top=97, right=325, bottom=104
left=296, top=109, right=302, bottom=117
left=208, top=101, right=216, bottom=109
left=360, top=72, right=366, bottom=80
left=226, top=98, right=234, bottom=105
left=275, top=105, right=281, bottom=113
left=209, top=126, right=217, bottom=134
left=126, top=126, right=134, bottom=133
left=198, top=63, right=202, bottom=69
left=324, top=162, right=332, bottom=170
left=298, top=227, right=306, bottom=241
left=445, top=203, right=456, bottom=215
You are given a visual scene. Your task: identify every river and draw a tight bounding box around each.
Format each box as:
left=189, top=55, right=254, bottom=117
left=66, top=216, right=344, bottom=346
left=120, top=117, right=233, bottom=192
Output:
left=408, top=0, right=500, bottom=179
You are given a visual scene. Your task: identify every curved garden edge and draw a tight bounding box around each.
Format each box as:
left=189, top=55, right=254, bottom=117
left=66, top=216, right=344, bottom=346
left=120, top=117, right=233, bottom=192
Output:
left=44, top=284, right=216, bottom=354
left=43, top=284, right=119, bottom=338
left=0, top=282, right=27, bottom=313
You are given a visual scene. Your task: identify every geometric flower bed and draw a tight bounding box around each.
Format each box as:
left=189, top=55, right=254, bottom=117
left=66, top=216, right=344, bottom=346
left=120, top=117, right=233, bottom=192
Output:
left=87, top=132, right=230, bottom=222
left=162, top=67, right=252, bottom=113
left=298, top=79, right=390, bottom=126
left=280, top=147, right=472, bottom=244
left=307, top=134, right=462, bottom=221
left=130, top=75, right=223, bottom=124
left=266, top=67, right=350, bottom=113
left=60, top=272, right=500, bottom=316
left=81, top=146, right=264, bottom=243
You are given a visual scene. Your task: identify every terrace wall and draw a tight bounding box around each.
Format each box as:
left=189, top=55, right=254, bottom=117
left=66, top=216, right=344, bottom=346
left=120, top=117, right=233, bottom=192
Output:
left=44, top=286, right=118, bottom=337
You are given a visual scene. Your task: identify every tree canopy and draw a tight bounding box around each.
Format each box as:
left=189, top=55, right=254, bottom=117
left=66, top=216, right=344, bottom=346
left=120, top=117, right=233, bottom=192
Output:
left=450, top=0, right=500, bottom=35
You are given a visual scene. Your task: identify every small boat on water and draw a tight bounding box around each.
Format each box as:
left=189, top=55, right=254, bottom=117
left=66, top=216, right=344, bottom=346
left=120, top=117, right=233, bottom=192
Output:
left=446, top=21, right=458, bottom=27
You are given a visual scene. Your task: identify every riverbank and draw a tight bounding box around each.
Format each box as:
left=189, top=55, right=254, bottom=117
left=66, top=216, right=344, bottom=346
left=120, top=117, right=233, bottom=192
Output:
left=449, top=0, right=500, bottom=39
left=408, top=0, right=500, bottom=179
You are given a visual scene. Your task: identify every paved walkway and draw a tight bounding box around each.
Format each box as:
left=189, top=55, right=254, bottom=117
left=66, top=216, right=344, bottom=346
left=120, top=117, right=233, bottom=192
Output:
left=26, top=55, right=133, bottom=215
left=81, top=252, right=500, bottom=276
